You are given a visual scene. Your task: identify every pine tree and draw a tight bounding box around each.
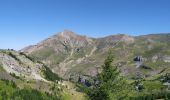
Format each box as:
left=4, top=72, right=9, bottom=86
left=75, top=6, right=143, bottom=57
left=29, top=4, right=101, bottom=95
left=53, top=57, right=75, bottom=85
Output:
left=88, top=51, right=127, bottom=100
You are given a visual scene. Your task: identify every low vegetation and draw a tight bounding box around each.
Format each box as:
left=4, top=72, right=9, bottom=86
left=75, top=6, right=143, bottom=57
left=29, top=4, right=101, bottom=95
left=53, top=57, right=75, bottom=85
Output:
left=7, top=52, right=22, bottom=64
left=0, top=79, right=61, bottom=100
left=20, top=52, right=36, bottom=62
left=42, top=64, right=61, bottom=81
left=10, top=73, right=20, bottom=79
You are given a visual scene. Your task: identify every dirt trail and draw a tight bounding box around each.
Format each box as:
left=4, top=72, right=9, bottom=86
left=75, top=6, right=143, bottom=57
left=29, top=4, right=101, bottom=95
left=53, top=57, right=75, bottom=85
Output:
left=88, top=46, right=97, bottom=57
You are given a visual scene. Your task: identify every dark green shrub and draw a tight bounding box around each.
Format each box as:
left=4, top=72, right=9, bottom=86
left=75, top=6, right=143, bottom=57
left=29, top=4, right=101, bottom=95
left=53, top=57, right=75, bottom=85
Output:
left=43, top=65, right=61, bottom=81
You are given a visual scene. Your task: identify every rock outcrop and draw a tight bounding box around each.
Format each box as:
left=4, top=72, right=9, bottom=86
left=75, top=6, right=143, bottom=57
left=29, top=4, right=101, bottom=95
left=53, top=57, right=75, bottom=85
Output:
left=0, top=50, right=47, bottom=81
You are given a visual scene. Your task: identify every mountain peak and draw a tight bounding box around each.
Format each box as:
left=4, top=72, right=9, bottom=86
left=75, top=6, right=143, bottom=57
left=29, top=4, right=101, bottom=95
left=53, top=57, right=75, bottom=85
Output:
left=63, top=29, right=74, bottom=33
left=57, top=30, right=76, bottom=37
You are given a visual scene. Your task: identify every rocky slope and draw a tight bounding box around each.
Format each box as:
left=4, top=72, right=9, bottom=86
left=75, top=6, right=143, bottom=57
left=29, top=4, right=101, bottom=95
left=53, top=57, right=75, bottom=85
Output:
left=0, top=49, right=50, bottom=81
left=22, top=30, right=170, bottom=80
left=0, top=49, right=87, bottom=100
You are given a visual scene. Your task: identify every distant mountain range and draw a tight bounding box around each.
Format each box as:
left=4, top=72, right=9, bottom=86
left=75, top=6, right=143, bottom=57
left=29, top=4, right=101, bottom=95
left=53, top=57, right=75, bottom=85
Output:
left=21, top=30, right=170, bottom=81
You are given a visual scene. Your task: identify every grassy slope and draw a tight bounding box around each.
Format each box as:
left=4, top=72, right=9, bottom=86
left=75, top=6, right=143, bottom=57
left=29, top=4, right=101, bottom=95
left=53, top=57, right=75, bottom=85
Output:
left=61, top=81, right=86, bottom=100
left=0, top=79, right=59, bottom=100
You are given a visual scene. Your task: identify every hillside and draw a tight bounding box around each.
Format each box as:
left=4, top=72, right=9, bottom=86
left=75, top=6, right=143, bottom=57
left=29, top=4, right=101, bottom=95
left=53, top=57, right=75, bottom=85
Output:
left=0, top=49, right=86, bottom=100
left=22, top=30, right=170, bottom=82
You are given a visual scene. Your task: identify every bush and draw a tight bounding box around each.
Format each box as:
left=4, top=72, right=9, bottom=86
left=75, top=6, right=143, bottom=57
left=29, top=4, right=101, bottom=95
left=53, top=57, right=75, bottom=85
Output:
left=10, top=73, right=20, bottom=79
left=19, top=52, right=36, bottom=62
left=43, top=65, right=61, bottom=81
left=8, top=52, right=22, bottom=64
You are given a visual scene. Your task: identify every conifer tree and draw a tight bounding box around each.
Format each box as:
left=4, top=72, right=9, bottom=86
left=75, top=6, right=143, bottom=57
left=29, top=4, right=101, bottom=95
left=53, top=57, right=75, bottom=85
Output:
left=88, top=51, right=127, bottom=100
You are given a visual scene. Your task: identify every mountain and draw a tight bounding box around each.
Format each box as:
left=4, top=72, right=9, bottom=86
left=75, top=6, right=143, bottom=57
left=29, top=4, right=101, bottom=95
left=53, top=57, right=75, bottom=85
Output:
left=1, top=30, right=170, bottom=99
left=22, top=30, right=170, bottom=81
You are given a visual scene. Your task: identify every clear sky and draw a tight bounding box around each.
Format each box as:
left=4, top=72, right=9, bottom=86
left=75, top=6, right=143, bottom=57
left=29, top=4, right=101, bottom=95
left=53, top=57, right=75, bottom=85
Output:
left=0, top=0, right=170, bottom=50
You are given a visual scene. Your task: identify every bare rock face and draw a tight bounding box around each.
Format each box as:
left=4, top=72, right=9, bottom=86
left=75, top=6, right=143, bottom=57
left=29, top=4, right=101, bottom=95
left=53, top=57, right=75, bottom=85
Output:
left=162, top=56, right=170, bottom=63
left=120, top=34, right=135, bottom=43
left=152, top=55, right=159, bottom=62
left=56, top=30, right=94, bottom=48
left=134, top=56, right=143, bottom=62
left=152, top=55, right=170, bottom=63
left=0, top=50, right=47, bottom=81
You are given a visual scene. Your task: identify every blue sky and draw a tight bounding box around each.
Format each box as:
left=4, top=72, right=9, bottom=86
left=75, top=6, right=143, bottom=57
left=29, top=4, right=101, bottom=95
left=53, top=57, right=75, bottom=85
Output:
left=0, top=0, right=170, bottom=50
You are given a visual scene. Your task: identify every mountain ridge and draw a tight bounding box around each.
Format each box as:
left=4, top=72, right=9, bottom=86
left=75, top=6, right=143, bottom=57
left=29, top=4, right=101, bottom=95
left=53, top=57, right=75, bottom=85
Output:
left=22, top=30, right=170, bottom=53
left=22, top=30, right=170, bottom=80
left=21, top=30, right=135, bottom=53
